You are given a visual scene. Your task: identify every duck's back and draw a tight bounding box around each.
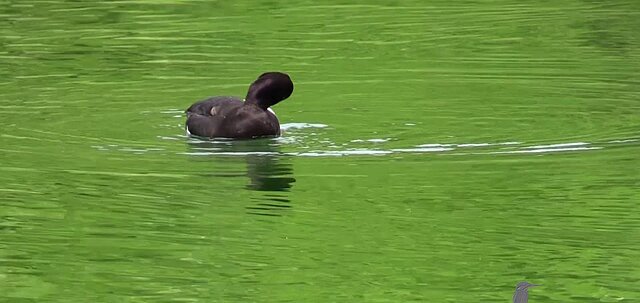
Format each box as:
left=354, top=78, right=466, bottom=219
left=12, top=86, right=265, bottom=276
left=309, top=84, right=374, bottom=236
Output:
left=186, top=96, right=280, bottom=139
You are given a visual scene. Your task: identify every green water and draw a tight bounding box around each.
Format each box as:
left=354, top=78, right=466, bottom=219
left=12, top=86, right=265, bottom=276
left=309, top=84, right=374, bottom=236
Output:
left=1, top=0, right=639, bottom=302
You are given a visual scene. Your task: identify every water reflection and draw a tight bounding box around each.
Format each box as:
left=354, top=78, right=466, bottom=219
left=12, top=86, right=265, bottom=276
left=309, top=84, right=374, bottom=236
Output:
left=244, top=152, right=295, bottom=192
left=186, top=138, right=295, bottom=191
left=186, top=138, right=295, bottom=216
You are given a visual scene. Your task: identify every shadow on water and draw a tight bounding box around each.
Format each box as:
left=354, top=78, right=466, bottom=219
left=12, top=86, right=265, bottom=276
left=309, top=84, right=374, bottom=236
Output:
left=186, top=138, right=296, bottom=217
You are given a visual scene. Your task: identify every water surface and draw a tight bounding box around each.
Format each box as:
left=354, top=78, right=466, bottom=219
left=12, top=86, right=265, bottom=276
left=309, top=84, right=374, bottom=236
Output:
left=1, top=1, right=639, bottom=302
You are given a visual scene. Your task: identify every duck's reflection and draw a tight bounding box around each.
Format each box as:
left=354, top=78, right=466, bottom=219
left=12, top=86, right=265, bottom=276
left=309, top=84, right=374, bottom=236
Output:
left=186, top=138, right=295, bottom=216
left=187, top=138, right=295, bottom=191
left=244, top=152, right=295, bottom=191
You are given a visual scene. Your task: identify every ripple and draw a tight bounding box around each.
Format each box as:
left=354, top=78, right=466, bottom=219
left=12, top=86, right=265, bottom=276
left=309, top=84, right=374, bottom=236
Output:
left=169, top=136, right=612, bottom=157
left=281, top=123, right=328, bottom=130
left=351, top=138, right=391, bottom=143
left=523, top=142, right=589, bottom=149
left=391, top=147, right=454, bottom=153
left=491, top=146, right=603, bottom=154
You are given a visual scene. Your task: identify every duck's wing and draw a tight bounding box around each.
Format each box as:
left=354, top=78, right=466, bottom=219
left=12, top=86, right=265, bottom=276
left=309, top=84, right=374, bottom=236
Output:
left=231, top=106, right=281, bottom=138
left=185, top=96, right=244, bottom=137
left=185, top=96, right=243, bottom=116
left=185, top=112, right=224, bottom=137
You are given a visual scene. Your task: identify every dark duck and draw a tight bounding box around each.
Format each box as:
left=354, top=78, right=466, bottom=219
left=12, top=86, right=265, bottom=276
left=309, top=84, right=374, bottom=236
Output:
left=185, top=72, right=294, bottom=139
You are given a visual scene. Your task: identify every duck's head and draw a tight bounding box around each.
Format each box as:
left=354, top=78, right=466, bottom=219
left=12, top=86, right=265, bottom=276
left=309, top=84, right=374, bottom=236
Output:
left=245, top=72, right=294, bottom=110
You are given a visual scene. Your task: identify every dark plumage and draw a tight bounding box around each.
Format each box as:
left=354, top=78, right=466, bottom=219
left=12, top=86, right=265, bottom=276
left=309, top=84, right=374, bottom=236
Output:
left=513, top=282, right=540, bottom=303
left=185, top=72, right=293, bottom=139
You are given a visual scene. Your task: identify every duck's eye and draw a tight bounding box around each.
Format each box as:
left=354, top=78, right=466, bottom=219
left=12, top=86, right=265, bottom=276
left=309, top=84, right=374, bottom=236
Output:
left=210, top=107, right=218, bottom=116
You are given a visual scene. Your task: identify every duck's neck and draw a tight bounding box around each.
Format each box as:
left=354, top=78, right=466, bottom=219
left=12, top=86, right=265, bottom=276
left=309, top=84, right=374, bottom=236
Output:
left=244, top=96, right=271, bottom=110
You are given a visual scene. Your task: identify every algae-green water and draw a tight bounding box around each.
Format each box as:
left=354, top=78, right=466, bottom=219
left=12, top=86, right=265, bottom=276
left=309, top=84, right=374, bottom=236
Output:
left=1, top=1, right=639, bottom=302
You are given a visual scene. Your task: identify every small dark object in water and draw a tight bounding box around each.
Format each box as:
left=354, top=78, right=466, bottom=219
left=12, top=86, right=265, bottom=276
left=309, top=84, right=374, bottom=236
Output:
left=513, top=281, right=540, bottom=303
left=185, top=72, right=293, bottom=139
